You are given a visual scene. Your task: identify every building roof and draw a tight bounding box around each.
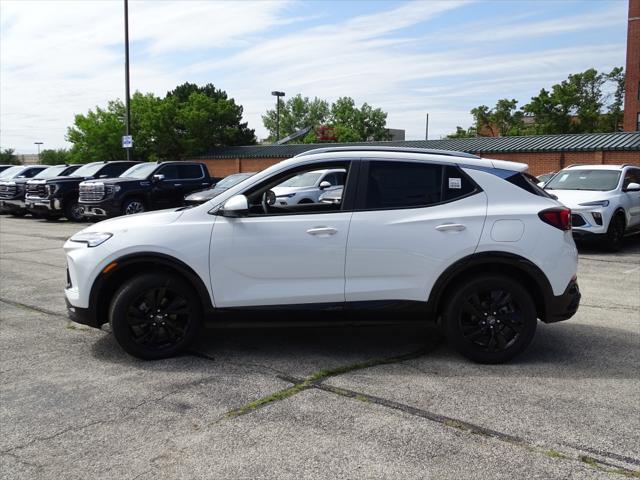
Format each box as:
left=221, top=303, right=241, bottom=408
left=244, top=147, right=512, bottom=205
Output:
left=201, top=131, right=640, bottom=159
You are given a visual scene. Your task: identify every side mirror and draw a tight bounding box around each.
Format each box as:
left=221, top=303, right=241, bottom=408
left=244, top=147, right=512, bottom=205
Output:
left=624, top=182, right=640, bottom=192
left=152, top=174, right=165, bottom=183
left=319, top=181, right=331, bottom=190
left=219, top=194, right=249, bottom=217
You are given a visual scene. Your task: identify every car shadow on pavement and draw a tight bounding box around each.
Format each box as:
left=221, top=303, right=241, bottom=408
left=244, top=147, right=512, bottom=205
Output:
left=576, top=234, right=640, bottom=254
left=90, top=318, right=638, bottom=380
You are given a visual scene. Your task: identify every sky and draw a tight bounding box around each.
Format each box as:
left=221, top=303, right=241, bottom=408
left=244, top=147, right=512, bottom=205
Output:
left=0, top=0, right=628, bottom=154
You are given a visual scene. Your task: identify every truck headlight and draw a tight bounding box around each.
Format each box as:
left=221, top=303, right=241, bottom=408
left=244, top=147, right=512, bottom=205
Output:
left=69, top=232, right=112, bottom=247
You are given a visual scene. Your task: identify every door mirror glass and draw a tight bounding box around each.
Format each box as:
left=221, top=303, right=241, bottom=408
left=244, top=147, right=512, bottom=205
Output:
left=319, top=180, right=331, bottom=190
left=220, top=194, right=249, bottom=217
left=624, top=182, right=640, bottom=192
left=152, top=174, right=165, bottom=183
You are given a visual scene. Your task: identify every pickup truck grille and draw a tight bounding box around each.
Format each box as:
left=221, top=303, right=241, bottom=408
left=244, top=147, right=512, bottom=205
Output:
left=26, top=183, right=48, bottom=198
left=79, top=183, right=105, bottom=202
left=0, top=183, right=17, bottom=198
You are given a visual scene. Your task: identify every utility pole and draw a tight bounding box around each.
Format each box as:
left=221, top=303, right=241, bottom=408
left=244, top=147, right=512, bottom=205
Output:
left=34, top=142, right=43, bottom=161
left=124, top=0, right=131, bottom=160
left=271, top=91, right=285, bottom=141
left=425, top=113, right=429, bottom=140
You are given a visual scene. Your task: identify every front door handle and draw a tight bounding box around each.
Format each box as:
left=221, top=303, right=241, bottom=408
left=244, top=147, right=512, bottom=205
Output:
left=435, top=223, right=466, bottom=232
left=307, top=227, right=338, bottom=236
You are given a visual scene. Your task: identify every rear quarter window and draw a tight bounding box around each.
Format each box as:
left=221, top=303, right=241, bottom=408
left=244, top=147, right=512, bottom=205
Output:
left=507, top=172, right=554, bottom=198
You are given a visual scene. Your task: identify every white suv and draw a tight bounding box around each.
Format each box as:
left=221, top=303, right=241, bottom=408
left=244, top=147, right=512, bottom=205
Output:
left=64, top=147, right=580, bottom=363
left=543, top=165, right=640, bottom=251
left=271, top=168, right=345, bottom=205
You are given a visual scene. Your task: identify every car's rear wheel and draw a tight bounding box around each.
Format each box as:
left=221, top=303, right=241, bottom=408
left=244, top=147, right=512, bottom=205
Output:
left=122, top=198, right=146, bottom=215
left=443, top=275, right=537, bottom=364
left=109, top=272, right=202, bottom=360
left=604, top=213, right=625, bottom=252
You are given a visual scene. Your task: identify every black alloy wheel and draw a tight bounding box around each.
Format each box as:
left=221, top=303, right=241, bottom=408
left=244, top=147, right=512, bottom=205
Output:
left=444, top=275, right=537, bottom=364
left=605, top=214, right=625, bottom=252
left=64, top=200, right=85, bottom=222
left=110, top=273, right=201, bottom=359
left=123, top=198, right=146, bottom=215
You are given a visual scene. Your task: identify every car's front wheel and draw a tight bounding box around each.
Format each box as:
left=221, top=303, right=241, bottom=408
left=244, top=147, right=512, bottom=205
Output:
left=122, top=198, right=146, bottom=215
left=109, top=272, right=202, bottom=359
left=443, top=274, right=537, bottom=364
left=604, top=213, right=625, bottom=252
left=64, top=199, right=85, bottom=222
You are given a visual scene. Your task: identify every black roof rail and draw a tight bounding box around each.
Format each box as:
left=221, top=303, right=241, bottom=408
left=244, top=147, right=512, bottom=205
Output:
left=294, top=146, right=480, bottom=159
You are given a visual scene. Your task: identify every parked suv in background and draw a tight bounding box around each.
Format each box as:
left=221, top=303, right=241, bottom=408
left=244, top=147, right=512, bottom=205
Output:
left=544, top=164, right=640, bottom=251
left=79, top=161, right=211, bottom=218
left=26, top=161, right=138, bottom=221
left=65, top=147, right=580, bottom=364
left=0, top=165, right=48, bottom=215
left=271, top=168, right=345, bottom=205
left=1, top=164, right=81, bottom=217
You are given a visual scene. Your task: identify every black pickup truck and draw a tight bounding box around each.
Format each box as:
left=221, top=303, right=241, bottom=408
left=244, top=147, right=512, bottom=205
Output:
left=79, top=161, right=212, bottom=218
left=25, top=161, right=139, bottom=221
left=0, top=165, right=49, bottom=215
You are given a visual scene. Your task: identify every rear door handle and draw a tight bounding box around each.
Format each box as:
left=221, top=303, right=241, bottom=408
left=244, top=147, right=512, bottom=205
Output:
left=435, top=223, right=466, bottom=232
left=307, top=227, right=338, bottom=236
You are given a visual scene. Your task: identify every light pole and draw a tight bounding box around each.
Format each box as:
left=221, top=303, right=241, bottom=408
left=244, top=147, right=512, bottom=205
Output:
left=124, top=0, right=131, bottom=160
left=271, top=91, right=285, bottom=141
left=34, top=142, right=43, bottom=161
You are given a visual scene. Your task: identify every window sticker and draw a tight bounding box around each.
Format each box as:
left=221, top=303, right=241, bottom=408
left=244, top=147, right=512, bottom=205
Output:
left=448, top=177, right=462, bottom=189
left=558, top=173, right=569, bottom=182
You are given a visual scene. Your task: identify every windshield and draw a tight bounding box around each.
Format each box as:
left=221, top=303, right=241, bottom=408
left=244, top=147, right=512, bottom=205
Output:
left=0, top=166, right=22, bottom=179
left=217, top=173, right=254, bottom=188
left=545, top=170, right=621, bottom=191
left=278, top=171, right=322, bottom=188
left=70, top=163, right=104, bottom=177
left=120, top=163, right=157, bottom=179
left=33, top=165, right=68, bottom=179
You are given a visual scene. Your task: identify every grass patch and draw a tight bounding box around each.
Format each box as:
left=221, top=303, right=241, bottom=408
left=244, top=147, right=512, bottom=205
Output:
left=543, top=449, right=569, bottom=460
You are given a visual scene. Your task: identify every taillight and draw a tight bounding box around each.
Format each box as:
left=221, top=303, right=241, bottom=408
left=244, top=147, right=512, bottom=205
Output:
left=538, top=207, right=571, bottom=231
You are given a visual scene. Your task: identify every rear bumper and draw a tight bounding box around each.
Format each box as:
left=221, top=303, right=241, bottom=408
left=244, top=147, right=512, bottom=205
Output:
left=543, top=279, right=581, bottom=323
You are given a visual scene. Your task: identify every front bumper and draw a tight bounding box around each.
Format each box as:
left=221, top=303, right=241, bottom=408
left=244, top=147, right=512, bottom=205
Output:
left=544, top=279, right=581, bottom=323
left=65, top=297, right=101, bottom=328
left=79, top=201, right=120, bottom=218
left=0, top=198, right=26, bottom=210
left=25, top=197, right=62, bottom=212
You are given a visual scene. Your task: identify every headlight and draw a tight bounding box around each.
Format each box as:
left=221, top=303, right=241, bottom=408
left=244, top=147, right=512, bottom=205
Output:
left=47, top=184, right=57, bottom=195
left=69, top=232, right=112, bottom=247
left=579, top=200, right=609, bottom=207
left=276, top=193, right=296, bottom=198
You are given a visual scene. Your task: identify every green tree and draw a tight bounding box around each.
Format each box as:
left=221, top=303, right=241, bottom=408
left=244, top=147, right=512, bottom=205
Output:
left=0, top=148, right=20, bottom=165
left=601, top=67, right=625, bottom=131
left=471, top=99, right=524, bottom=136
left=39, top=148, right=71, bottom=165
left=262, top=94, right=330, bottom=142
left=66, top=83, right=256, bottom=163
left=66, top=100, right=125, bottom=163
left=446, top=126, right=477, bottom=138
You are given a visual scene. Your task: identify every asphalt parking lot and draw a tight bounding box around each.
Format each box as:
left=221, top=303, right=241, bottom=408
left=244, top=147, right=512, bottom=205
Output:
left=0, top=215, right=638, bottom=479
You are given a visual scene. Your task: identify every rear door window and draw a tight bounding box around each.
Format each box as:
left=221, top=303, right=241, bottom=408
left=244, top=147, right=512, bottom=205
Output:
left=178, top=164, right=204, bottom=179
left=363, top=161, right=443, bottom=209
left=157, top=165, right=180, bottom=180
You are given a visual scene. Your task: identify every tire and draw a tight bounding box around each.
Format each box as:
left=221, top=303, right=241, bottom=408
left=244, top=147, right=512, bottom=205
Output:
left=10, top=210, right=26, bottom=217
left=604, top=213, right=625, bottom=252
left=64, top=199, right=85, bottom=222
left=443, top=274, right=537, bottom=364
left=109, top=272, right=202, bottom=360
left=122, top=197, right=146, bottom=215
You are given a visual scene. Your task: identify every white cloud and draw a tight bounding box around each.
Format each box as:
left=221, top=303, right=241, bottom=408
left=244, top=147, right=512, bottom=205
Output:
left=0, top=0, right=627, bottom=153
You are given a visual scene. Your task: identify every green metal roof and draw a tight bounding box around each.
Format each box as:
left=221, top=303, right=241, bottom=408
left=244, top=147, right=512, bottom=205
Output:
left=201, top=131, right=640, bottom=159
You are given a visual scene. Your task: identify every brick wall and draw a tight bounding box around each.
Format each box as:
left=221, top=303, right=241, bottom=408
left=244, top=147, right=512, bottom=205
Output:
left=624, top=0, right=640, bottom=131
left=200, top=151, right=640, bottom=178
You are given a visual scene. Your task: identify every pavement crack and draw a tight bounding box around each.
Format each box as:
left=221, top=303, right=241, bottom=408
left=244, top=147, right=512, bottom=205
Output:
left=221, top=336, right=441, bottom=419
left=0, top=297, right=67, bottom=319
